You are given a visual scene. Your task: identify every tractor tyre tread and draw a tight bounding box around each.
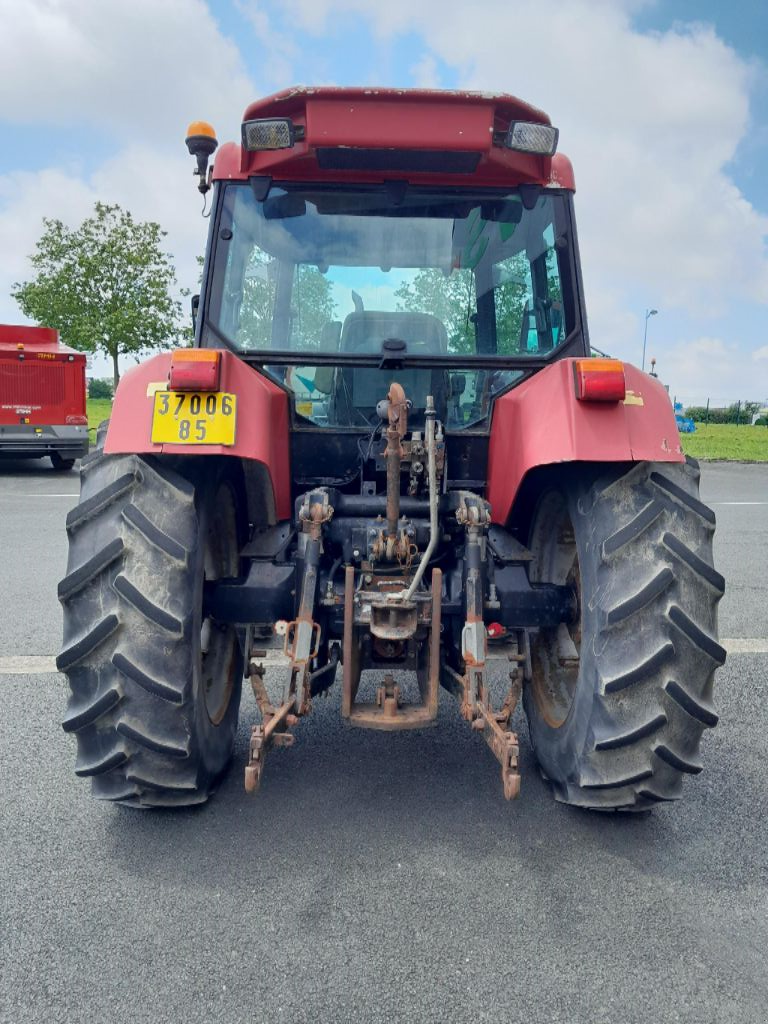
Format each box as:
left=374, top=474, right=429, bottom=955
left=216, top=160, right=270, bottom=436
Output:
left=58, top=429, right=241, bottom=807
left=525, top=457, right=724, bottom=811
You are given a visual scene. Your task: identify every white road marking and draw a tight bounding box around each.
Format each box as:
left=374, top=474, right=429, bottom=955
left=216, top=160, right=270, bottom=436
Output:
left=1, top=656, right=59, bottom=674
left=722, top=638, right=768, bottom=654
left=2, top=640, right=767, bottom=675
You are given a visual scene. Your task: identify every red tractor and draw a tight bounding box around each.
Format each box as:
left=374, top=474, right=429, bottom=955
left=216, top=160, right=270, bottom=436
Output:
left=57, top=88, right=724, bottom=810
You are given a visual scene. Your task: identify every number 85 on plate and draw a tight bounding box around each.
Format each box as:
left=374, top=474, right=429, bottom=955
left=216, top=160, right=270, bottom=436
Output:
left=151, top=390, right=237, bottom=445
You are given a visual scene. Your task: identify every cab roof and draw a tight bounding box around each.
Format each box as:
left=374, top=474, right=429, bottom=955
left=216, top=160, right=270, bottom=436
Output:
left=212, top=85, right=575, bottom=191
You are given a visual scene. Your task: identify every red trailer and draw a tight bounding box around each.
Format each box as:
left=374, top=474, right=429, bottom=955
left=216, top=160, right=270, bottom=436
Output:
left=0, top=324, right=89, bottom=470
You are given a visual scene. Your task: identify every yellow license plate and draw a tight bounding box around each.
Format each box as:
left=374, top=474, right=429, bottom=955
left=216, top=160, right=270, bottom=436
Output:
left=151, top=390, right=237, bottom=445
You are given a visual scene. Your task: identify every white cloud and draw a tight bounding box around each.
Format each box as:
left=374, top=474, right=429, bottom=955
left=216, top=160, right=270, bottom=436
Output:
left=410, top=54, right=440, bottom=90
left=0, top=0, right=253, bottom=354
left=234, top=1, right=299, bottom=89
left=652, top=336, right=768, bottom=405
left=282, top=0, right=768, bottom=321
left=0, top=0, right=255, bottom=140
left=3, top=0, right=766, bottom=399
left=0, top=169, right=95, bottom=322
left=0, top=148, right=208, bottom=327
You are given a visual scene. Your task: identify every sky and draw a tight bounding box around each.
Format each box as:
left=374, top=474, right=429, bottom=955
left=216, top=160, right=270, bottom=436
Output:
left=1, top=0, right=766, bottom=407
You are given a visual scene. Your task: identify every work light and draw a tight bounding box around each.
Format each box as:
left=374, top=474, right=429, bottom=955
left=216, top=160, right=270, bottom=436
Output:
left=505, top=122, right=559, bottom=156
left=242, top=118, right=298, bottom=151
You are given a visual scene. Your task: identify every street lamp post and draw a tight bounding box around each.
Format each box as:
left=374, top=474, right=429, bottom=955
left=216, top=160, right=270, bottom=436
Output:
left=642, top=308, right=658, bottom=372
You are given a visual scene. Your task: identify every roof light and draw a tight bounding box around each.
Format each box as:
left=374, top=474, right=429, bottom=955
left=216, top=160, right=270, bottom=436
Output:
left=169, top=349, right=221, bottom=391
left=505, top=122, right=559, bottom=156
left=185, top=121, right=218, bottom=195
left=573, top=358, right=626, bottom=403
left=242, top=118, right=297, bottom=151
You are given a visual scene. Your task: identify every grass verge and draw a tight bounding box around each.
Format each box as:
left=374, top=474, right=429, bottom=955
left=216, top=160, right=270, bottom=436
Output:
left=680, top=424, right=768, bottom=462
left=86, top=399, right=113, bottom=444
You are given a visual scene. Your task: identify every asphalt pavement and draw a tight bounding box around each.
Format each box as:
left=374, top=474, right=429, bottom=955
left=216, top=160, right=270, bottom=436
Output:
left=0, top=458, right=766, bottom=1024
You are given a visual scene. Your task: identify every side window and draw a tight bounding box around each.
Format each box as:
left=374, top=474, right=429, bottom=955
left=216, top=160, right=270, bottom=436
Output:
left=288, top=264, right=338, bottom=350
left=235, top=248, right=278, bottom=349
left=493, top=253, right=533, bottom=355
left=492, top=217, right=564, bottom=355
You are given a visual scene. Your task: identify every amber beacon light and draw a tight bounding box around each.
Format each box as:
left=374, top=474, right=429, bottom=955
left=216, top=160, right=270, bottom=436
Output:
left=185, top=121, right=218, bottom=194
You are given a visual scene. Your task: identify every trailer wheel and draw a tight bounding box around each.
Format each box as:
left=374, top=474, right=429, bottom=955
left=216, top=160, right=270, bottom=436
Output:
left=524, top=458, right=725, bottom=811
left=57, top=430, right=243, bottom=807
left=51, top=453, right=75, bottom=471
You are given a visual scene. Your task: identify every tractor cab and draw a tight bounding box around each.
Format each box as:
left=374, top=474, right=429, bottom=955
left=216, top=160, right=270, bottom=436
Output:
left=202, top=176, right=580, bottom=433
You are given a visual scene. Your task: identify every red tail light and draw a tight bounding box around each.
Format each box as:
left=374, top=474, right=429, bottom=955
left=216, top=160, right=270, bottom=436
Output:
left=573, top=358, right=626, bottom=402
left=66, top=414, right=88, bottom=425
left=169, top=349, right=221, bottom=391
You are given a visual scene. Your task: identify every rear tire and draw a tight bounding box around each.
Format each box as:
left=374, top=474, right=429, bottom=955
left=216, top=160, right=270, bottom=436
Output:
left=524, top=458, right=725, bottom=811
left=51, top=453, right=75, bottom=471
left=57, top=427, right=243, bottom=807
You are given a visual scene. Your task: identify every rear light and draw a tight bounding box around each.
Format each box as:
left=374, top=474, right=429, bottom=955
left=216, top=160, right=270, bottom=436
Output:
left=242, top=118, right=299, bottom=151
left=169, top=349, right=221, bottom=391
left=505, top=122, right=559, bottom=156
left=66, top=415, right=88, bottom=425
left=487, top=622, right=506, bottom=639
left=573, top=358, right=626, bottom=402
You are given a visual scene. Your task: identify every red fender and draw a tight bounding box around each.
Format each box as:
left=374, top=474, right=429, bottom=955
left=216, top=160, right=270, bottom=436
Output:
left=104, top=350, right=291, bottom=520
left=486, top=360, right=684, bottom=525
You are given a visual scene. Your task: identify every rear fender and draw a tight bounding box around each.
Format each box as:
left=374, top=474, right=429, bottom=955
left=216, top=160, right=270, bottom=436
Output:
left=487, top=359, right=683, bottom=525
left=104, top=350, right=291, bottom=521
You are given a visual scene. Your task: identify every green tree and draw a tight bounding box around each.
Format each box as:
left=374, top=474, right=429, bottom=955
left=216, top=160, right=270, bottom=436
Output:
left=13, top=202, right=184, bottom=387
left=395, top=268, right=476, bottom=353
left=87, top=377, right=114, bottom=400
left=235, top=251, right=336, bottom=350
left=395, top=249, right=560, bottom=355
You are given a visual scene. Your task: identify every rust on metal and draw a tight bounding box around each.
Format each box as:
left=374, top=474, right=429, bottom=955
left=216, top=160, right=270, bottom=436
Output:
left=384, top=382, right=408, bottom=544
left=426, top=567, right=442, bottom=717
left=369, top=600, right=418, bottom=640
left=245, top=663, right=300, bottom=794
left=343, top=566, right=442, bottom=731
left=342, top=564, right=357, bottom=717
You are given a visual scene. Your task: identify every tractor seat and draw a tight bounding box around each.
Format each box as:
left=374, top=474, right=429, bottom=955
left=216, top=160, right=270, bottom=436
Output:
left=339, top=311, right=448, bottom=356
left=336, top=312, right=449, bottom=424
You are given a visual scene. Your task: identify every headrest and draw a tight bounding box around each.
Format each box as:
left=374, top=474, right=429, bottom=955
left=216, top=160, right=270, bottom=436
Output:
left=340, top=311, right=447, bottom=354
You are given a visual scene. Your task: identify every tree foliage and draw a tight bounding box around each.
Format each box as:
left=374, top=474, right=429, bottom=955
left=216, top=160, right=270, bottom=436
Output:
left=685, top=401, right=762, bottom=424
left=395, top=251, right=561, bottom=355
left=395, top=269, right=475, bottom=353
left=87, top=377, right=114, bottom=400
left=13, top=202, right=184, bottom=386
left=234, top=251, right=336, bottom=350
